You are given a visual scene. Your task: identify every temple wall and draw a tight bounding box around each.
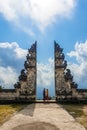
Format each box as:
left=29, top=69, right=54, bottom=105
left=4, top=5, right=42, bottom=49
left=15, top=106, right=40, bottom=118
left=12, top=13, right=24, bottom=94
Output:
left=0, top=92, right=17, bottom=100
left=77, top=91, right=87, bottom=99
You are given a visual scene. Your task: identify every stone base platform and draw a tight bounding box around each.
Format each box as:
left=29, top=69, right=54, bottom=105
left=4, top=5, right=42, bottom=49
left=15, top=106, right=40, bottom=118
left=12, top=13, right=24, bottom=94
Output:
left=35, top=100, right=56, bottom=103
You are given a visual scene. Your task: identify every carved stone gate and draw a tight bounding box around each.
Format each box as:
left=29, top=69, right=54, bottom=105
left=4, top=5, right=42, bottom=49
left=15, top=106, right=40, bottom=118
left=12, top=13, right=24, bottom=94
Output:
left=15, top=41, right=78, bottom=101
left=0, top=41, right=87, bottom=103
left=54, top=41, right=78, bottom=101
left=14, top=41, right=37, bottom=101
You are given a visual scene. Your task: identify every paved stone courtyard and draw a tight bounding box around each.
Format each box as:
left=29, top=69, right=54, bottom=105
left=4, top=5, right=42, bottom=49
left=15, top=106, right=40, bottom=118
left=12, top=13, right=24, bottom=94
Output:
left=0, top=103, right=86, bottom=130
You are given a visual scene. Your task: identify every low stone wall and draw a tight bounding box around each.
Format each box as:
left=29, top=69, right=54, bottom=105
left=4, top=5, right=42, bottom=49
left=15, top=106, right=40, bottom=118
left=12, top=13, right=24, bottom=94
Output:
left=0, top=89, right=87, bottom=103
left=0, top=90, right=35, bottom=103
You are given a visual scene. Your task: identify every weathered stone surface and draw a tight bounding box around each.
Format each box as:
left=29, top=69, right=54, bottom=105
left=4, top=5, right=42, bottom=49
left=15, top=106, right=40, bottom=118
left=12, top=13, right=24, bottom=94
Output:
left=54, top=41, right=87, bottom=100
left=54, top=41, right=72, bottom=99
left=0, top=42, right=37, bottom=102
left=18, top=41, right=37, bottom=99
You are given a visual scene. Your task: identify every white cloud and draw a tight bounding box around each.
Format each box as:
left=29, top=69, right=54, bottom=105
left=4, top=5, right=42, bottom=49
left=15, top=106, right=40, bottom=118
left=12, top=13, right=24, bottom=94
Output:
left=0, top=42, right=27, bottom=88
left=67, top=40, right=87, bottom=62
left=0, top=0, right=76, bottom=34
left=0, top=66, right=18, bottom=88
left=0, top=42, right=27, bottom=60
left=13, top=45, right=27, bottom=59
left=37, top=58, right=54, bottom=87
left=0, top=42, right=18, bottom=48
left=67, top=40, right=87, bottom=88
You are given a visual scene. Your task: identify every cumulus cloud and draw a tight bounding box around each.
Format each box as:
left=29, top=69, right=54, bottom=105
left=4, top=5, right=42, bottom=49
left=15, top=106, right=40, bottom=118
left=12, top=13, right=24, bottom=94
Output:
left=0, top=42, right=27, bottom=59
left=0, top=42, right=27, bottom=88
left=0, top=0, right=76, bottom=34
left=37, top=58, right=54, bottom=87
left=0, top=66, right=18, bottom=89
left=67, top=40, right=87, bottom=62
left=67, top=40, right=87, bottom=88
left=0, top=42, right=27, bottom=68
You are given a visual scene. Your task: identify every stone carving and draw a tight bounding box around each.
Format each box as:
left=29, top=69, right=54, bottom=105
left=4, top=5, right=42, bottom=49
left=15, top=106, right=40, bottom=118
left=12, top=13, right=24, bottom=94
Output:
left=14, top=82, right=21, bottom=89
left=19, top=69, right=27, bottom=81
left=64, top=69, right=73, bottom=82
left=71, top=82, right=78, bottom=89
left=24, top=61, right=30, bottom=69
left=54, top=41, right=78, bottom=100
left=14, top=41, right=37, bottom=100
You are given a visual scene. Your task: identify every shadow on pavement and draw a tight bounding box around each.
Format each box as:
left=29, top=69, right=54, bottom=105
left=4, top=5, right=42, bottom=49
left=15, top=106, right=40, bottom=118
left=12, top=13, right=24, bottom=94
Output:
left=19, top=103, right=36, bottom=117
left=12, top=122, right=59, bottom=130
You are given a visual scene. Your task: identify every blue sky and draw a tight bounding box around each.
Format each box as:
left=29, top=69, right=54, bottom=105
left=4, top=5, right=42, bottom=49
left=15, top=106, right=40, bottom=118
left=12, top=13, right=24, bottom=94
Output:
left=0, top=0, right=87, bottom=99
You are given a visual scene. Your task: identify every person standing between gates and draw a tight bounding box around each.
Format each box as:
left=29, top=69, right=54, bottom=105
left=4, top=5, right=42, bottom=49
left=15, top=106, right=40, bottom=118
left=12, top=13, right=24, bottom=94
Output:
left=45, top=89, right=49, bottom=102
left=43, top=88, right=45, bottom=102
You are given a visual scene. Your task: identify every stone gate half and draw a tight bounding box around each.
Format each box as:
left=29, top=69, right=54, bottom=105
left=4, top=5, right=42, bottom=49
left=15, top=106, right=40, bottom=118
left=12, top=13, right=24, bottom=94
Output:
left=15, top=41, right=37, bottom=101
left=0, top=41, right=37, bottom=103
left=54, top=41, right=87, bottom=101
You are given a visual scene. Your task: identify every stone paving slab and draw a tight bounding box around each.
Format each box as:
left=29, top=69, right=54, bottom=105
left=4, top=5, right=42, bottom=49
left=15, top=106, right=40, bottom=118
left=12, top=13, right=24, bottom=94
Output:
left=0, top=103, right=86, bottom=130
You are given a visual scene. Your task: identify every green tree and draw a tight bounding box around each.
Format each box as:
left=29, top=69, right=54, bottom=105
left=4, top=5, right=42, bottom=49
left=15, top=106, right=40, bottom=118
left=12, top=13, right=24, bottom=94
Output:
left=0, top=85, right=2, bottom=90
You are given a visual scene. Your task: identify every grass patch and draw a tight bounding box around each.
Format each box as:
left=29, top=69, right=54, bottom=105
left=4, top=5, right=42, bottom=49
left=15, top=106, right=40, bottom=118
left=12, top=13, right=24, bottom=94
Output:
left=79, top=117, right=87, bottom=130
left=62, top=104, right=84, bottom=118
left=0, top=104, right=26, bottom=125
left=62, top=104, right=87, bottom=130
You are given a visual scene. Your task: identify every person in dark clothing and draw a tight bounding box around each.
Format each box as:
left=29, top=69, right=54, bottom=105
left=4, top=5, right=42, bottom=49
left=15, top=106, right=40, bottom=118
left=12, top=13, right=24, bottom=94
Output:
left=43, top=88, right=45, bottom=102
